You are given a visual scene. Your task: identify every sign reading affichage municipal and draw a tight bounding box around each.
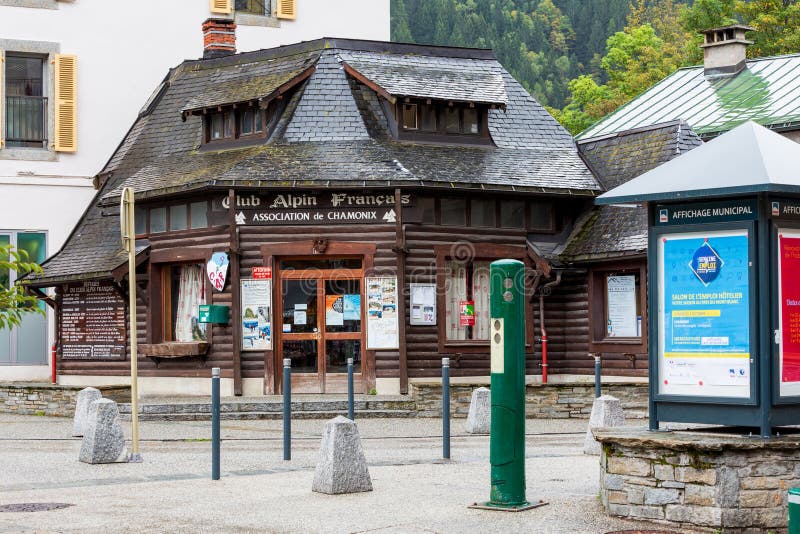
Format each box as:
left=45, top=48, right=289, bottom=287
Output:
left=213, top=192, right=413, bottom=226
left=655, top=200, right=757, bottom=226
left=657, top=229, right=751, bottom=399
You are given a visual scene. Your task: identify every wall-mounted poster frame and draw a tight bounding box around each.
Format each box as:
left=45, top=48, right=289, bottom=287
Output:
left=776, top=227, right=800, bottom=398
left=241, top=278, right=271, bottom=351
left=653, top=222, right=756, bottom=403
left=409, top=283, right=436, bottom=326
left=366, top=276, right=399, bottom=350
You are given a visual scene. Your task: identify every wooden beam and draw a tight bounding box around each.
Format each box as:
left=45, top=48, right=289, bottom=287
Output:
left=341, top=62, right=396, bottom=105
left=395, top=188, right=409, bottom=395
left=228, top=188, right=243, bottom=396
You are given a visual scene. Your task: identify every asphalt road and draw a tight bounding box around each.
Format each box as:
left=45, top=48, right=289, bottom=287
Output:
left=0, top=414, right=675, bottom=533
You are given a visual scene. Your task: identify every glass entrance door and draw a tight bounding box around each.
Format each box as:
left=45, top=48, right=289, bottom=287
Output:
left=0, top=231, right=47, bottom=365
left=277, top=258, right=364, bottom=394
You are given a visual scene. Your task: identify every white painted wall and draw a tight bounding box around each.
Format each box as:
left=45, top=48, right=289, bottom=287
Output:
left=0, top=0, right=390, bottom=379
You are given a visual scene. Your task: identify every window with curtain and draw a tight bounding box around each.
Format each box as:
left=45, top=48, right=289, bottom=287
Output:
left=166, top=264, right=207, bottom=342
left=445, top=260, right=491, bottom=341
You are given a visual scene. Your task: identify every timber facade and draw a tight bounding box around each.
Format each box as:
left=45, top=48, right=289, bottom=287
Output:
left=29, top=36, right=668, bottom=397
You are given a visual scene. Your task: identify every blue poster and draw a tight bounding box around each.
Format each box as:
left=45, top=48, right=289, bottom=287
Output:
left=343, top=294, right=361, bottom=321
left=663, top=233, right=750, bottom=357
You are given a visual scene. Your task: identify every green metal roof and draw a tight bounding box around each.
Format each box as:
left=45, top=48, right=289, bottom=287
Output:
left=577, top=54, right=800, bottom=141
left=596, top=121, right=800, bottom=204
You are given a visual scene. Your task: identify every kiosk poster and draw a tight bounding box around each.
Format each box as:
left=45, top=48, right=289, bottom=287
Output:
left=658, top=230, right=751, bottom=398
left=241, top=279, right=271, bottom=351
left=779, top=230, right=800, bottom=396
left=366, top=276, right=399, bottom=349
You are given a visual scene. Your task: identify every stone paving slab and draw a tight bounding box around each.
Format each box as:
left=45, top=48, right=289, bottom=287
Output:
left=0, top=414, right=688, bottom=533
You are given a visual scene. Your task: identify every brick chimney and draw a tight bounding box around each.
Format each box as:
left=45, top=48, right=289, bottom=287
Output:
left=203, top=18, right=236, bottom=59
left=700, top=25, right=754, bottom=78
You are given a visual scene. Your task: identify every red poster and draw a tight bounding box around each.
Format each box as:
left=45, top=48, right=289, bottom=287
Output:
left=459, top=300, right=475, bottom=327
left=780, top=235, right=800, bottom=382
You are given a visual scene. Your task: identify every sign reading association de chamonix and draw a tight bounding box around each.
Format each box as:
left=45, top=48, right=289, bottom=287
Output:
left=217, top=192, right=414, bottom=226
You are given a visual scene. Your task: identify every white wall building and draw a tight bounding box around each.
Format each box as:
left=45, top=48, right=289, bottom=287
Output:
left=0, top=0, right=390, bottom=380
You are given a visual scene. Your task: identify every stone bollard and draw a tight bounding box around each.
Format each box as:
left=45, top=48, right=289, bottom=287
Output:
left=79, top=399, right=128, bottom=464
left=72, top=387, right=102, bottom=437
left=465, top=387, right=491, bottom=434
left=583, top=395, right=625, bottom=455
left=312, top=416, right=372, bottom=494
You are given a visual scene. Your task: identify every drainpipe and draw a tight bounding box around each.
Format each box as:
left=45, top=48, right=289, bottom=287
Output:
left=538, top=271, right=562, bottom=384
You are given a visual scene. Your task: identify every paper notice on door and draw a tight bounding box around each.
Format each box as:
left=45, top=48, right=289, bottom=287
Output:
left=326, top=295, right=344, bottom=326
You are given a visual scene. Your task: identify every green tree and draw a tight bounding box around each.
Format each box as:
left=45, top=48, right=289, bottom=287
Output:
left=735, top=0, right=800, bottom=57
left=390, top=0, right=414, bottom=43
left=555, top=23, right=682, bottom=133
left=0, top=244, right=44, bottom=330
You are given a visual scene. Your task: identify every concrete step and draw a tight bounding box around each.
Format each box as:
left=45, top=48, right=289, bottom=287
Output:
left=119, top=409, right=418, bottom=421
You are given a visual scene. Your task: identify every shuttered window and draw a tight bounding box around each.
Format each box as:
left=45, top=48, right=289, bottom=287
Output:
left=210, top=0, right=232, bottom=14
left=275, top=0, right=295, bottom=19
left=54, top=53, right=77, bottom=152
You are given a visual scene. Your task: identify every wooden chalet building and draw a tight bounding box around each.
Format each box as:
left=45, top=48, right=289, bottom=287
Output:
left=28, top=25, right=624, bottom=397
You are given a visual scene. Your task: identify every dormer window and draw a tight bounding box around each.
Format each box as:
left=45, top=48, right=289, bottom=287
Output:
left=397, top=99, right=488, bottom=144
left=204, top=105, right=266, bottom=145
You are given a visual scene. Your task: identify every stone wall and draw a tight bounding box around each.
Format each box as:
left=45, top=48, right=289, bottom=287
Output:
left=410, top=381, right=648, bottom=419
left=0, top=383, right=131, bottom=417
left=597, top=427, right=796, bottom=532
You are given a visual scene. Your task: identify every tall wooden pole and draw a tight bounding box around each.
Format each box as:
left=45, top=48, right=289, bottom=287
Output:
left=121, top=187, right=141, bottom=461
left=394, top=188, right=408, bottom=394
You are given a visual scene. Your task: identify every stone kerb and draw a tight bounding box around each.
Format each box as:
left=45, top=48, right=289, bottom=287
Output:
left=79, top=399, right=128, bottom=464
left=72, top=387, right=102, bottom=437
left=597, top=428, right=798, bottom=531
left=312, top=416, right=372, bottom=495
left=465, top=387, right=490, bottom=434
left=583, top=395, right=624, bottom=455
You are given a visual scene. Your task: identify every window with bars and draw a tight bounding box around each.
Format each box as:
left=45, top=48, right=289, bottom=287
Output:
left=4, top=54, right=47, bottom=148
left=235, top=0, right=270, bottom=15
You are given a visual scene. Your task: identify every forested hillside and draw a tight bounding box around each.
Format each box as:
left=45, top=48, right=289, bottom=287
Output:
left=391, top=0, right=630, bottom=109
left=391, top=0, right=800, bottom=134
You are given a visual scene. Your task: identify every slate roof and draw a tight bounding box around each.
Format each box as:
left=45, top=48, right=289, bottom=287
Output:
left=597, top=120, right=800, bottom=204
left=560, top=121, right=703, bottom=262
left=577, top=54, right=800, bottom=140
left=32, top=38, right=597, bottom=285
left=180, top=63, right=311, bottom=114
left=340, top=50, right=508, bottom=106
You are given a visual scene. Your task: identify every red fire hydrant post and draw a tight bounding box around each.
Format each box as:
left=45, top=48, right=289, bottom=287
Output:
left=51, top=343, right=57, bottom=384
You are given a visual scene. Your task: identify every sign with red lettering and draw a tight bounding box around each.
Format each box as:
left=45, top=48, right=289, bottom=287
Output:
left=780, top=232, right=800, bottom=395
left=207, top=252, right=229, bottom=292
left=252, top=267, right=271, bottom=280
left=459, top=300, right=475, bottom=327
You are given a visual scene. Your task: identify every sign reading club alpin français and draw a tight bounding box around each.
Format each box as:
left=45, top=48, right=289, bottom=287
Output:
left=213, top=192, right=414, bottom=226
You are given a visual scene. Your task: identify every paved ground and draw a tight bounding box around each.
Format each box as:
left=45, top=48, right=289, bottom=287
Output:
left=0, top=414, right=680, bottom=534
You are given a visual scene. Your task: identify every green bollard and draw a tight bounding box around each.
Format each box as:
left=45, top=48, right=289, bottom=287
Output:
left=470, top=259, right=546, bottom=512
left=790, top=488, right=800, bottom=534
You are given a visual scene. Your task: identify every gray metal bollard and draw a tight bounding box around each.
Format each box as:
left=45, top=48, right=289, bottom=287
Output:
left=594, top=355, right=602, bottom=398
left=443, top=357, right=450, bottom=459
left=211, top=367, right=220, bottom=480
left=283, top=358, right=291, bottom=461
left=347, top=357, right=355, bottom=421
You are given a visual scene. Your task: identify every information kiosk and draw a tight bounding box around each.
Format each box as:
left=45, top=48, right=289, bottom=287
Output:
left=596, top=121, right=800, bottom=437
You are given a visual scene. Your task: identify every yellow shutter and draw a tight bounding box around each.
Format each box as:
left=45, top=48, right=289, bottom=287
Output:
left=54, top=54, right=77, bottom=153
left=209, top=0, right=232, bottom=14
left=276, top=0, right=296, bottom=19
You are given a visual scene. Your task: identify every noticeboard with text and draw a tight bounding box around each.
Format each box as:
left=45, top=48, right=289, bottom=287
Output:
left=779, top=229, right=800, bottom=396
left=657, top=229, right=751, bottom=398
